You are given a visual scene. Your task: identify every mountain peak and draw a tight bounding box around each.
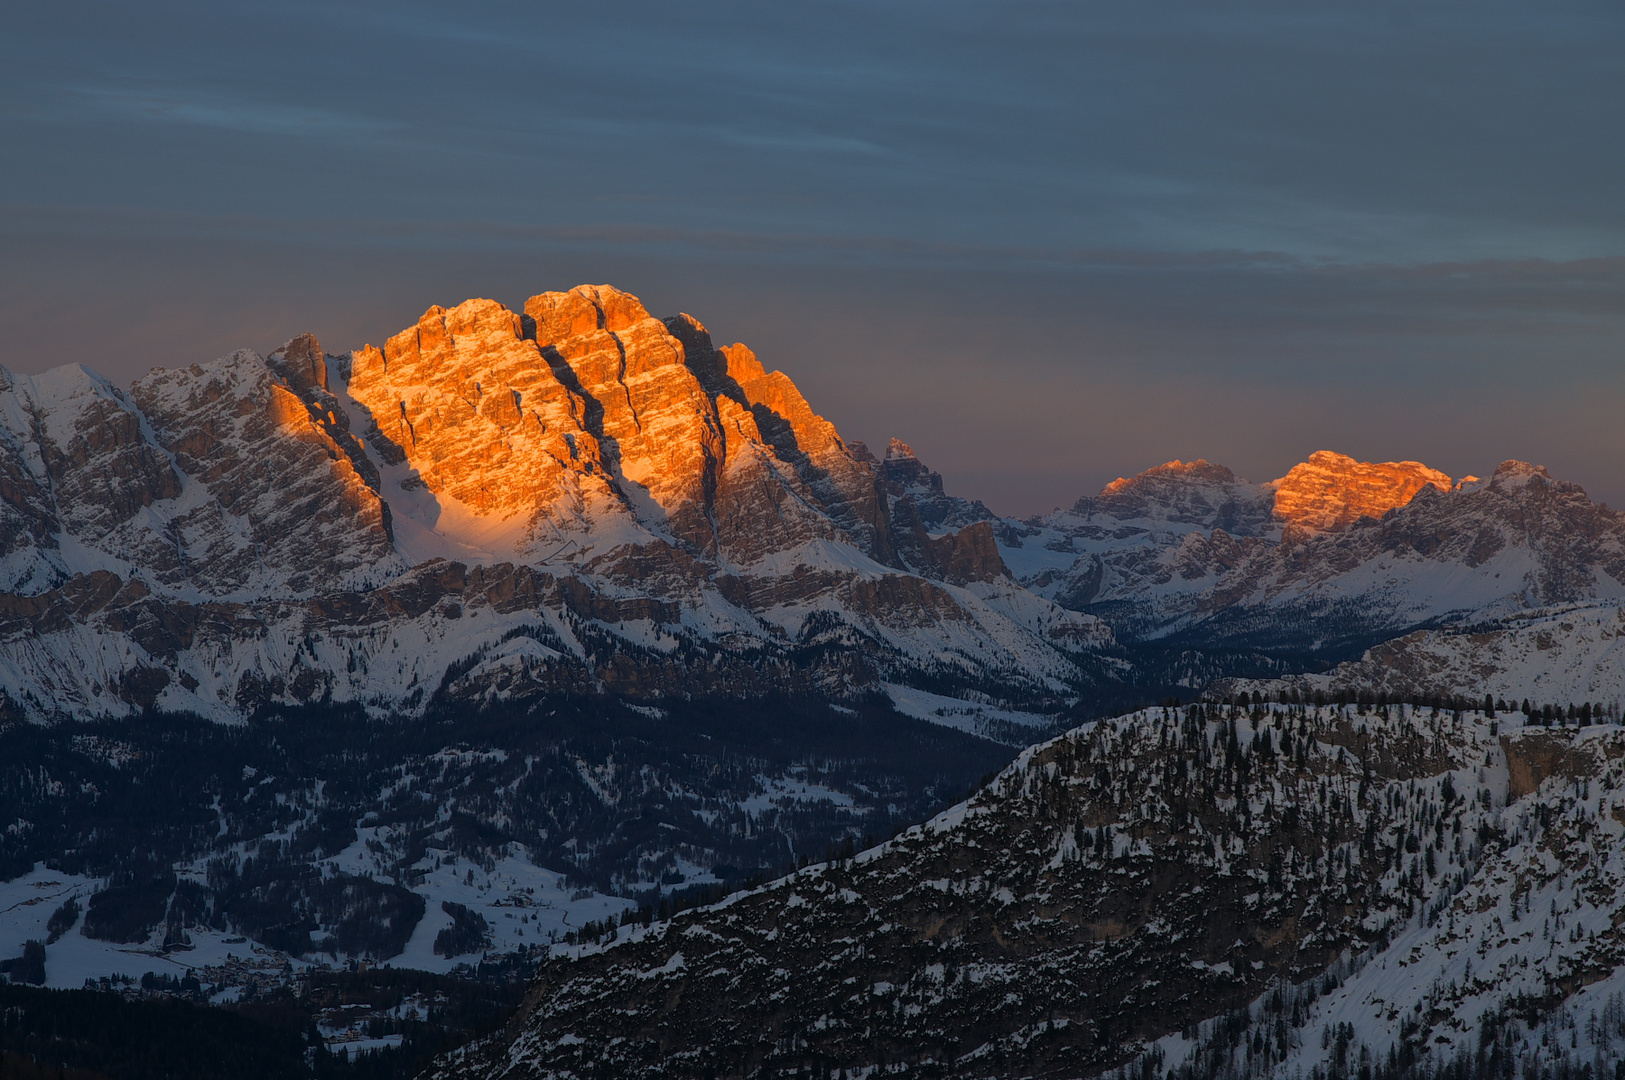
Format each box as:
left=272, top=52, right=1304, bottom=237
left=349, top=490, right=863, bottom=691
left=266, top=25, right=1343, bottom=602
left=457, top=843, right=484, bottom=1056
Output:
left=1271, top=449, right=1452, bottom=536
left=1491, top=459, right=1552, bottom=484
left=266, top=332, right=329, bottom=396
left=1099, top=458, right=1239, bottom=496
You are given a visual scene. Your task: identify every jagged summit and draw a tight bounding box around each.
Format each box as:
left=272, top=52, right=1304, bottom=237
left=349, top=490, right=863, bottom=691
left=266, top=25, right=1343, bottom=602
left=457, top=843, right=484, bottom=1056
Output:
left=1073, top=457, right=1272, bottom=536
left=1074, top=450, right=1457, bottom=540
left=1014, top=444, right=1625, bottom=660
left=342, top=285, right=890, bottom=566
left=1269, top=449, right=1453, bottom=537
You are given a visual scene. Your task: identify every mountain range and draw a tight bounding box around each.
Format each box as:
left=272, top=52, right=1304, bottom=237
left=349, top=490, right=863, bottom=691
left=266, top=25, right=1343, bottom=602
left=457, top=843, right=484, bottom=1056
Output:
left=3, top=284, right=1623, bottom=730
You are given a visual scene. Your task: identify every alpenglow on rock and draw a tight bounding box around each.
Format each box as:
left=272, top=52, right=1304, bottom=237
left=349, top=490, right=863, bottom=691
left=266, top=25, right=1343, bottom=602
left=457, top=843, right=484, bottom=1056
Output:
left=0, top=285, right=1109, bottom=726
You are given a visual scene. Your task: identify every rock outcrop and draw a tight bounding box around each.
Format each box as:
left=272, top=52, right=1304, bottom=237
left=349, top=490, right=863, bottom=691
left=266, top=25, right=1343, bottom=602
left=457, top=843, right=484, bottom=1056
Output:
left=1012, top=451, right=1625, bottom=661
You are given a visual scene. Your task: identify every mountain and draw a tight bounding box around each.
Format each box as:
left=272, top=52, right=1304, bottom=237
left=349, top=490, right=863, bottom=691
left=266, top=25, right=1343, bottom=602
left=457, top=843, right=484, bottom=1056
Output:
left=1005, top=453, right=1625, bottom=664
left=0, top=285, right=1109, bottom=729
left=436, top=702, right=1625, bottom=1080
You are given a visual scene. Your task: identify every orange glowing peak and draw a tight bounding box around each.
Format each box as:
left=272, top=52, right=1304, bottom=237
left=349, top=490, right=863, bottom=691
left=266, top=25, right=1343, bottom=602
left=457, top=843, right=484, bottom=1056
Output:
left=1271, top=450, right=1452, bottom=536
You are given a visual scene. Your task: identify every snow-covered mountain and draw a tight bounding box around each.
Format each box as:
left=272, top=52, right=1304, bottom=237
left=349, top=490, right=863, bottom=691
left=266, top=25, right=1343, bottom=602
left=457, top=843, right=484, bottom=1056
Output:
left=0, top=286, right=1109, bottom=727
left=11, top=283, right=1625, bottom=1077
left=1003, top=453, right=1625, bottom=663
left=436, top=703, right=1625, bottom=1080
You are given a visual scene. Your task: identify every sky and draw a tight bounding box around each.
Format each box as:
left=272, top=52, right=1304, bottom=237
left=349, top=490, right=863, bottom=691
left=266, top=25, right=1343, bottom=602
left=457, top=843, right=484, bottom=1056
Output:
left=2, top=0, right=1623, bottom=515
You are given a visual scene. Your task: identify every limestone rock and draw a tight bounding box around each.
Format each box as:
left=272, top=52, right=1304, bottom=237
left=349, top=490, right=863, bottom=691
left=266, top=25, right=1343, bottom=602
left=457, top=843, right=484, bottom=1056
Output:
left=0, top=284, right=1108, bottom=723
left=349, top=296, right=618, bottom=543
left=1027, top=449, right=1625, bottom=662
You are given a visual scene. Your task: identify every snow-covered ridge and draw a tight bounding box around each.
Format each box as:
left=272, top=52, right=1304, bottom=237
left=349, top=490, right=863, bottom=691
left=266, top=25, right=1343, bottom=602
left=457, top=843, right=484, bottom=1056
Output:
left=7, top=281, right=1621, bottom=726
left=1247, top=601, right=1625, bottom=709
left=999, top=453, right=1625, bottom=659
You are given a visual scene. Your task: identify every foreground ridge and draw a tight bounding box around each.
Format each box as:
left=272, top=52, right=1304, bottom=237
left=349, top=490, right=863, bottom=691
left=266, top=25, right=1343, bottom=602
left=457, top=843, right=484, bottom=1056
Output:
left=438, top=704, right=1625, bottom=1080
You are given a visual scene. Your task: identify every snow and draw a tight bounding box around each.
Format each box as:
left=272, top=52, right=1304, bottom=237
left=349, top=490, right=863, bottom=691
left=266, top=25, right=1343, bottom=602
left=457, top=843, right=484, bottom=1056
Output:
left=883, top=682, right=1057, bottom=737
left=390, top=846, right=632, bottom=973
left=0, top=864, right=306, bottom=990
left=0, top=840, right=642, bottom=987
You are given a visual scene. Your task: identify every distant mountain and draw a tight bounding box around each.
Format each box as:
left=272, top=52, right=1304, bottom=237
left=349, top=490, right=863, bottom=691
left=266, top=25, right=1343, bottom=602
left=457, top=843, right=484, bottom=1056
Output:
left=434, top=702, right=1625, bottom=1080
left=1005, top=453, right=1625, bottom=664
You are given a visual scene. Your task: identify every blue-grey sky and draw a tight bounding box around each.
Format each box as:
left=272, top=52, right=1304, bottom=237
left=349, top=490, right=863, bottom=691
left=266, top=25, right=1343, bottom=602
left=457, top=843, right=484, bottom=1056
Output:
left=3, top=1, right=1623, bottom=514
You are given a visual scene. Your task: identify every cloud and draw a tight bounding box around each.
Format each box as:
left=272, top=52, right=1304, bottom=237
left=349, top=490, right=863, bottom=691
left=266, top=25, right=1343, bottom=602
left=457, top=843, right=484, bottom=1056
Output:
left=65, top=83, right=400, bottom=139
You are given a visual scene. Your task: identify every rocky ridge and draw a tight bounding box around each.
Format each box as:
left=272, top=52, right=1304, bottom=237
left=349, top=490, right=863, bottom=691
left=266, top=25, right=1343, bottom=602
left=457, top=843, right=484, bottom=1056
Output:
left=3, top=282, right=1622, bottom=724
left=1271, top=451, right=1453, bottom=539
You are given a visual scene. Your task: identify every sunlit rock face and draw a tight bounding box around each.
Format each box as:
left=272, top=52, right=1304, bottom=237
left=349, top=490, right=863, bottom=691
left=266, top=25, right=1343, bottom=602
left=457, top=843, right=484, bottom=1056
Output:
left=345, top=286, right=888, bottom=565
left=1089, top=458, right=1275, bottom=535
left=668, top=312, right=894, bottom=563
left=348, top=294, right=629, bottom=553
left=524, top=286, right=724, bottom=549
left=1269, top=450, right=1452, bottom=538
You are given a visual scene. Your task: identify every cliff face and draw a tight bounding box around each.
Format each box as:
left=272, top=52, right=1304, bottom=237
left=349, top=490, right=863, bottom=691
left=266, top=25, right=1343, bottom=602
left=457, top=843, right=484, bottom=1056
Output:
left=341, top=286, right=895, bottom=568
left=0, top=285, right=1107, bottom=727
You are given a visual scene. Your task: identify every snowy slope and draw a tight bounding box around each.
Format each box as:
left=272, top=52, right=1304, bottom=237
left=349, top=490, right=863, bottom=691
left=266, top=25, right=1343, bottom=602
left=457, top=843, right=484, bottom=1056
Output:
left=1003, top=455, right=1625, bottom=660
left=1253, top=602, right=1625, bottom=710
